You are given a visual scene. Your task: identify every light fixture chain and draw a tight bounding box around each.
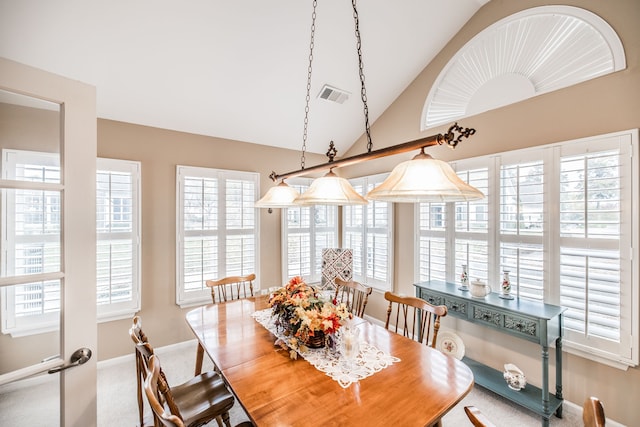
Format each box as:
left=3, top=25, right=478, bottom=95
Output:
left=352, top=0, right=373, bottom=153
left=300, top=0, right=318, bottom=170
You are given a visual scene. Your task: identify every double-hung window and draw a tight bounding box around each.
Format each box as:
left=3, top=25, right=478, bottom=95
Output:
left=1, top=150, right=141, bottom=336
left=96, top=158, right=141, bottom=319
left=1, top=150, right=61, bottom=335
left=176, top=165, right=259, bottom=306
left=415, top=129, right=638, bottom=367
left=343, top=173, right=393, bottom=291
left=282, top=178, right=338, bottom=283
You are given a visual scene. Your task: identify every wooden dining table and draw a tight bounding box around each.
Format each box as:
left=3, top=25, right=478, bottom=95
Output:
left=186, top=296, right=474, bottom=427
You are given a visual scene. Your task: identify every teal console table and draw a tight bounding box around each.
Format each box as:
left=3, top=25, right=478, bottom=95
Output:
left=415, top=280, right=566, bottom=427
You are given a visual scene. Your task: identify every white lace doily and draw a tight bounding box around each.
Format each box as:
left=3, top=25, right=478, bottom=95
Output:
left=252, top=309, right=400, bottom=388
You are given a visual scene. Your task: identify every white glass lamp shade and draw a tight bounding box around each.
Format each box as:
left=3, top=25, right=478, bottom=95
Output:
left=255, top=181, right=300, bottom=208
left=294, top=170, right=368, bottom=206
left=366, top=152, right=485, bottom=203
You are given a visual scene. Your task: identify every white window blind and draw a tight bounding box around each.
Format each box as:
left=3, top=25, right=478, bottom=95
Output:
left=416, top=203, right=447, bottom=282
left=282, top=178, right=338, bottom=283
left=343, top=174, right=393, bottom=291
left=455, top=166, right=490, bottom=283
left=414, top=129, right=638, bottom=367
left=557, top=145, right=629, bottom=357
left=499, top=158, right=545, bottom=300
left=176, top=166, right=259, bottom=306
left=96, top=158, right=141, bottom=319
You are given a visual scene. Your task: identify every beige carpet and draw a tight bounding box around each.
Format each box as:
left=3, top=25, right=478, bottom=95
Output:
left=1, top=340, right=585, bottom=426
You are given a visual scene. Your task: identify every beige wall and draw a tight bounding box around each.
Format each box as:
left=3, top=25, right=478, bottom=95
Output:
left=342, top=0, right=639, bottom=425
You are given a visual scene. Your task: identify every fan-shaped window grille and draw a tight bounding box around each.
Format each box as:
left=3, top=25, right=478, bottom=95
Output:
left=422, top=6, right=626, bottom=129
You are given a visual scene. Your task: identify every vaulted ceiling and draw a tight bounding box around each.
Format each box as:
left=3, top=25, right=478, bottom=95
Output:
left=0, top=0, right=489, bottom=155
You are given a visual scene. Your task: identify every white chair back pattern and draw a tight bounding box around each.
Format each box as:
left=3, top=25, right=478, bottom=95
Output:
left=321, top=248, right=353, bottom=289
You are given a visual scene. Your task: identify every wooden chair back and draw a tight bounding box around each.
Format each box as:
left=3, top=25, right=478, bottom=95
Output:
left=130, top=316, right=175, bottom=427
left=130, top=316, right=154, bottom=426
left=583, top=397, right=605, bottom=427
left=144, top=354, right=187, bottom=427
left=206, top=273, right=256, bottom=303
left=384, top=291, right=447, bottom=348
left=334, top=278, right=372, bottom=317
left=131, top=316, right=234, bottom=427
left=464, top=406, right=497, bottom=427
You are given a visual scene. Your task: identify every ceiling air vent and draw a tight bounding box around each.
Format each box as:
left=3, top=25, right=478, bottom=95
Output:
left=318, top=84, right=350, bottom=104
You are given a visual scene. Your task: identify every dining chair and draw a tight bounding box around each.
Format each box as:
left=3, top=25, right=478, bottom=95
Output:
left=583, top=397, right=606, bottom=427
left=196, top=274, right=256, bottom=375
left=334, top=278, right=373, bottom=317
left=383, top=291, right=447, bottom=348
left=143, top=353, right=235, bottom=427
left=463, top=406, right=497, bottom=427
left=130, top=316, right=235, bottom=427
left=206, top=273, right=256, bottom=303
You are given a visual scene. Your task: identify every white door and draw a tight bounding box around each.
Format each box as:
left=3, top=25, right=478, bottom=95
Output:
left=0, top=58, right=97, bottom=426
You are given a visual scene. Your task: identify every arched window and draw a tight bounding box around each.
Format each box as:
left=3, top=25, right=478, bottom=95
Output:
left=422, top=6, right=626, bottom=129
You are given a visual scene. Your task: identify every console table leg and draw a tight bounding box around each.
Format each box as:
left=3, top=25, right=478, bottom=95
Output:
left=555, top=336, right=564, bottom=417
left=542, top=345, right=550, bottom=418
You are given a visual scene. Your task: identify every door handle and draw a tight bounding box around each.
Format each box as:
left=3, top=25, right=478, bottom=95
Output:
left=48, top=347, right=92, bottom=374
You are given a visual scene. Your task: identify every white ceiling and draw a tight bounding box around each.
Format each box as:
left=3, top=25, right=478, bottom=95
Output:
left=0, top=0, right=488, bottom=155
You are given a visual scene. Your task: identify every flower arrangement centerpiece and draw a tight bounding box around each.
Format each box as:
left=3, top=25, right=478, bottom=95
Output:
left=269, top=276, right=352, bottom=359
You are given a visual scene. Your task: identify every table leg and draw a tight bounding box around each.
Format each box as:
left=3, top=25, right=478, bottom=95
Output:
left=195, top=342, right=204, bottom=376
left=555, top=335, right=564, bottom=417
left=542, top=345, right=550, bottom=419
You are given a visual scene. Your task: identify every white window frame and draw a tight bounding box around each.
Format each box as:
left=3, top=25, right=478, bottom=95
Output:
left=1, top=149, right=61, bottom=336
left=281, top=178, right=339, bottom=284
left=415, top=130, right=639, bottom=368
left=96, top=158, right=142, bottom=321
left=343, top=173, right=394, bottom=291
left=176, top=165, right=260, bottom=307
left=1, top=151, right=141, bottom=336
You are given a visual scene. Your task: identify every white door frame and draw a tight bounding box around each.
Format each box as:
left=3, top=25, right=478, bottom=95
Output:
left=0, top=57, right=97, bottom=426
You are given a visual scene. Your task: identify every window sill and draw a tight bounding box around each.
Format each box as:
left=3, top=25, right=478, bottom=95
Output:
left=563, top=340, right=637, bottom=370
left=97, top=309, right=139, bottom=324
left=177, top=298, right=211, bottom=309
left=2, top=324, right=58, bottom=338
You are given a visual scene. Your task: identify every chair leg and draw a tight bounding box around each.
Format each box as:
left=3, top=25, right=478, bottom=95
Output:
left=135, top=354, right=147, bottom=427
left=195, top=342, right=204, bottom=376
left=221, top=411, right=232, bottom=427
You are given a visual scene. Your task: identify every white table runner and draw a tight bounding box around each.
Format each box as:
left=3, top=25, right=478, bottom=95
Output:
left=252, top=308, right=400, bottom=388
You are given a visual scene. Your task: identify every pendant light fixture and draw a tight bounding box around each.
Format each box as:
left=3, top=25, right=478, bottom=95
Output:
left=259, top=0, right=484, bottom=206
left=295, top=169, right=367, bottom=206
left=254, top=180, right=300, bottom=210
left=366, top=148, right=484, bottom=202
